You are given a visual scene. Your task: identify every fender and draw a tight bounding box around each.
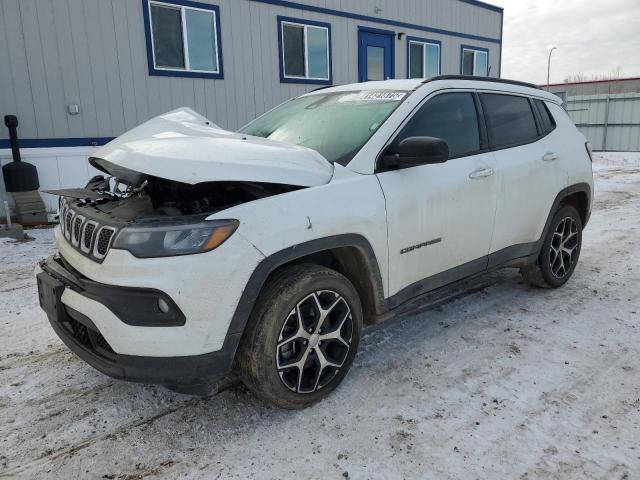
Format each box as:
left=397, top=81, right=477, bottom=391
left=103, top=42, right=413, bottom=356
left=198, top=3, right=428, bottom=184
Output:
left=487, top=182, right=591, bottom=269
left=222, top=234, right=387, bottom=356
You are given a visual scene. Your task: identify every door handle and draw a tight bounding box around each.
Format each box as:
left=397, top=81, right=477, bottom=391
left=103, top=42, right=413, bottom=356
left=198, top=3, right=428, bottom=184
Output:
left=469, top=167, right=494, bottom=179
left=542, top=152, right=559, bottom=161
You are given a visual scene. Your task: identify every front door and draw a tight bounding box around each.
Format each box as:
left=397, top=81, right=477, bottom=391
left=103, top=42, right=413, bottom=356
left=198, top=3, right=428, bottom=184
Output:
left=377, top=91, right=498, bottom=306
left=358, top=30, right=394, bottom=82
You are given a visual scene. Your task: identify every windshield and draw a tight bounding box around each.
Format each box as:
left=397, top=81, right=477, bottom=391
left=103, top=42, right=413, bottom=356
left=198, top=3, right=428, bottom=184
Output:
left=238, top=90, right=407, bottom=165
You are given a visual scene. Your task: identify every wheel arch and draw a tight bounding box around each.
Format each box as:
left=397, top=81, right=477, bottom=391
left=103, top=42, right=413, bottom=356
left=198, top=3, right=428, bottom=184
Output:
left=226, top=234, right=387, bottom=355
left=559, top=188, right=590, bottom=227
left=538, top=182, right=591, bottom=252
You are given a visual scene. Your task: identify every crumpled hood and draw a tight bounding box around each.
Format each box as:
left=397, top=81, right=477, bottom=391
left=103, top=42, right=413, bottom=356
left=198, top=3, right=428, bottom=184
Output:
left=91, top=108, right=334, bottom=186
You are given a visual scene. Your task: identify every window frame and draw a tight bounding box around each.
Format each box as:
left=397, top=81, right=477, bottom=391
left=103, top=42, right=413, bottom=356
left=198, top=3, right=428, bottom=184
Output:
left=142, top=0, right=224, bottom=79
left=375, top=89, right=488, bottom=172
left=406, top=37, right=442, bottom=79
left=460, top=45, right=489, bottom=76
left=277, top=16, right=332, bottom=85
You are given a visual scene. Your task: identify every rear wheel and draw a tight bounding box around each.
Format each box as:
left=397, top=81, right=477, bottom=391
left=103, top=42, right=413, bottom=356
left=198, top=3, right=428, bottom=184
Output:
left=521, top=204, right=583, bottom=288
left=238, top=264, right=362, bottom=409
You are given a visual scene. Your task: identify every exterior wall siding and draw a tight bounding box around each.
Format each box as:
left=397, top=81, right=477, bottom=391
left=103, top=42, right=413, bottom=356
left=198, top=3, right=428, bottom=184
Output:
left=0, top=0, right=502, bottom=145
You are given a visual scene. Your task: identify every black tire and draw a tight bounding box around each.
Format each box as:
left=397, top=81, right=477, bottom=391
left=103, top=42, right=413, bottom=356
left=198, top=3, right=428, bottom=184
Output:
left=238, top=264, right=363, bottom=409
left=521, top=204, right=583, bottom=288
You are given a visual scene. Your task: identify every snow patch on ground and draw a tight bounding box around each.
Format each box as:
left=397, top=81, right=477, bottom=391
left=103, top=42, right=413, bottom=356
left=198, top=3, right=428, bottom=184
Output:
left=1, top=153, right=639, bottom=479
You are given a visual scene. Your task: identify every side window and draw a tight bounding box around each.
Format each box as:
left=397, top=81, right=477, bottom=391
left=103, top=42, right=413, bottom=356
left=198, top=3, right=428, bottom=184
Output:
left=534, top=99, right=556, bottom=134
left=481, top=93, right=539, bottom=148
left=395, top=92, right=481, bottom=158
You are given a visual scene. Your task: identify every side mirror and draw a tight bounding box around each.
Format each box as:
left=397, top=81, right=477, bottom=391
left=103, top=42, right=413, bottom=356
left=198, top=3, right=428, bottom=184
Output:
left=381, top=136, right=449, bottom=169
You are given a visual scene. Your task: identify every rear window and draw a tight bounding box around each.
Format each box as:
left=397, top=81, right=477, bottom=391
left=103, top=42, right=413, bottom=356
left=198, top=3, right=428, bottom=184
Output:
left=481, top=93, right=538, bottom=149
left=533, top=99, right=556, bottom=134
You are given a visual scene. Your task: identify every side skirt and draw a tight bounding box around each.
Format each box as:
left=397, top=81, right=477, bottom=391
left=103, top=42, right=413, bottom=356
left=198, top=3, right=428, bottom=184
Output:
left=385, top=241, right=539, bottom=314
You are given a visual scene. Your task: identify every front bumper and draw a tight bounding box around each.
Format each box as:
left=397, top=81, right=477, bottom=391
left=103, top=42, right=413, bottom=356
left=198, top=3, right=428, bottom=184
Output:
left=37, top=256, right=239, bottom=394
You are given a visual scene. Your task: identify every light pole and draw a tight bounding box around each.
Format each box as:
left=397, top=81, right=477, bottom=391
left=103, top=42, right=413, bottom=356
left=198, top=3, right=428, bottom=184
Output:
left=546, top=47, right=557, bottom=90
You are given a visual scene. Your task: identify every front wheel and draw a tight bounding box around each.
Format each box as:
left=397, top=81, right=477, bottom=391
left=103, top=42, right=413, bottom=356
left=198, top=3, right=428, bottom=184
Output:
left=238, top=264, right=363, bottom=409
left=521, top=204, right=583, bottom=288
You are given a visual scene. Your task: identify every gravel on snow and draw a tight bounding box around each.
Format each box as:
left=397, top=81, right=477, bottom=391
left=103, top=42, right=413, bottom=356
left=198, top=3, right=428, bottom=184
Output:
left=1, top=152, right=639, bottom=479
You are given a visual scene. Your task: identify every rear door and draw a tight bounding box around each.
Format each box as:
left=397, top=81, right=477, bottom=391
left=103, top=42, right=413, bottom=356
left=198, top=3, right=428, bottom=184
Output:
left=377, top=91, right=498, bottom=305
left=480, top=93, right=568, bottom=262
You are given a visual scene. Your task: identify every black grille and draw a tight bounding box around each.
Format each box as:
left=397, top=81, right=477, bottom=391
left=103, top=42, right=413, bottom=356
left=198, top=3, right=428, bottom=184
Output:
left=83, top=223, right=96, bottom=250
left=62, top=205, right=117, bottom=261
left=96, top=229, right=115, bottom=256
left=93, top=331, right=115, bottom=354
left=73, top=217, right=83, bottom=243
left=65, top=211, right=73, bottom=235
left=66, top=314, right=115, bottom=355
left=68, top=317, right=90, bottom=346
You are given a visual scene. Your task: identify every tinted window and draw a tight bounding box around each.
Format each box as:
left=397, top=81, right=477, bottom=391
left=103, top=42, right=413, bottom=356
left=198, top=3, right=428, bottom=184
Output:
left=462, top=50, right=474, bottom=76
left=151, top=5, right=185, bottom=69
left=481, top=94, right=538, bottom=148
left=283, top=24, right=305, bottom=77
left=395, top=92, right=481, bottom=157
left=409, top=42, right=424, bottom=78
left=534, top=99, right=556, bottom=134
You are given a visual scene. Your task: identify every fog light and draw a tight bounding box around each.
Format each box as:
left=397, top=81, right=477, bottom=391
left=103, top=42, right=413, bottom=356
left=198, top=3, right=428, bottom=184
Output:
left=158, top=298, right=170, bottom=313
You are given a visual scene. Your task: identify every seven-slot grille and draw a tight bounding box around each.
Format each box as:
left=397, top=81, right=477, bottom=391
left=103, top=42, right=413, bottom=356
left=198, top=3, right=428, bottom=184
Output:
left=59, top=198, right=117, bottom=261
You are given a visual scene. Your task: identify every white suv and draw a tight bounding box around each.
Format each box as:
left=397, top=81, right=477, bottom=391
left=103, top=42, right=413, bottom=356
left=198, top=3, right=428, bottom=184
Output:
left=37, top=76, right=593, bottom=409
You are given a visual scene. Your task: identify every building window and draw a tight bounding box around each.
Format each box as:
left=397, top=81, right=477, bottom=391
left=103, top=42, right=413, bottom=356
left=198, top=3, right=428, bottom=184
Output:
left=407, top=38, right=441, bottom=79
left=278, top=16, right=332, bottom=84
left=461, top=46, right=489, bottom=76
left=143, top=0, right=223, bottom=79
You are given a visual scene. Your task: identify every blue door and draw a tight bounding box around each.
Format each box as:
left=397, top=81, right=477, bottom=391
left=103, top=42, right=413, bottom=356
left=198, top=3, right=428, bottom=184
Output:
left=358, top=30, right=394, bottom=82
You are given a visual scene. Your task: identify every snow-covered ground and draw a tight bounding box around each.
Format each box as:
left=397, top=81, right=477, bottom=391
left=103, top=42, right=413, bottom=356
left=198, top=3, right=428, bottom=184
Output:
left=1, top=152, right=639, bottom=479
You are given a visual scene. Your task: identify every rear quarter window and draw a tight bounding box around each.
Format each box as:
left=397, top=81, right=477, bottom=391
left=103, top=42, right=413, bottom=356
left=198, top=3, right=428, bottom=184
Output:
left=481, top=93, right=539, bottom=149
left=533, top=99, right=556, bottom=134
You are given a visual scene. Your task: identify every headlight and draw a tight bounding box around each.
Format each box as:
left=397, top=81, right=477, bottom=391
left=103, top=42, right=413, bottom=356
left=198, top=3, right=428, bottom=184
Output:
left=112, top=219, right=239, bottom=258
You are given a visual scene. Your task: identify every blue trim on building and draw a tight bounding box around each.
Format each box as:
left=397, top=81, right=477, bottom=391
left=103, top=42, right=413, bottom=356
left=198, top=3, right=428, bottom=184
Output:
left=406, top=36, right=442, bottom=79
left=0, top=137, right=114, bottom=149
left=277, top=16, right=333, bottom=85
left=459, top=44, right=490, bottom=76
left=142, top=0, right=224, bottom=80
left=250, top=0, right=502, bottom=44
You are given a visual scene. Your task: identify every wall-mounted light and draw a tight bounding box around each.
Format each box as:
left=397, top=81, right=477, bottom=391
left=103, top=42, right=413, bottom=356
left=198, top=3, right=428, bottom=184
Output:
left=397, top=32, right=405, bottom=40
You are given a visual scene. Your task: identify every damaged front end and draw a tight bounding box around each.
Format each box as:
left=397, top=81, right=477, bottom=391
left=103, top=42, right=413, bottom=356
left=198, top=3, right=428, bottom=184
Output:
left=54, top=161, right=303, bottom=262
left=50, top=107, right=333, bottom=261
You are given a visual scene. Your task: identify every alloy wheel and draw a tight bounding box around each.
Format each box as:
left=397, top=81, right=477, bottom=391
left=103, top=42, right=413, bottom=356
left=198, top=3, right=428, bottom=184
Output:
left=276, top=290, right=353, bottom=394
left=549, top=216, right=579, bottom=278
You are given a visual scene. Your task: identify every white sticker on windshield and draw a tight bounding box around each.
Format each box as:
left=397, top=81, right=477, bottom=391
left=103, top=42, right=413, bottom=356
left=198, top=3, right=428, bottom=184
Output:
left=339, top=91, right=406, bottom=103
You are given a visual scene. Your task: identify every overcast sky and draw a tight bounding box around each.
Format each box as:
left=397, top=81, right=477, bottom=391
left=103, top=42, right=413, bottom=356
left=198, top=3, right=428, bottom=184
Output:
left=490, top=0, right=640, bottom=85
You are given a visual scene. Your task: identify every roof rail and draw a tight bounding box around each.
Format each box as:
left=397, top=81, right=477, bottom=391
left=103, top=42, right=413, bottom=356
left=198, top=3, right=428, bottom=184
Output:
left=310, top=84, right=334, bottom=92
left=422, top=75, right=540, bottom=90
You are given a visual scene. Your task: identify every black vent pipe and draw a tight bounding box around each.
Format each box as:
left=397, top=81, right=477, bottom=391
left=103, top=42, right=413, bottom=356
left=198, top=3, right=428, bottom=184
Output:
left=2, top=115, right=39, bottom=192
left=5, top=115, right=22, bottom=162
